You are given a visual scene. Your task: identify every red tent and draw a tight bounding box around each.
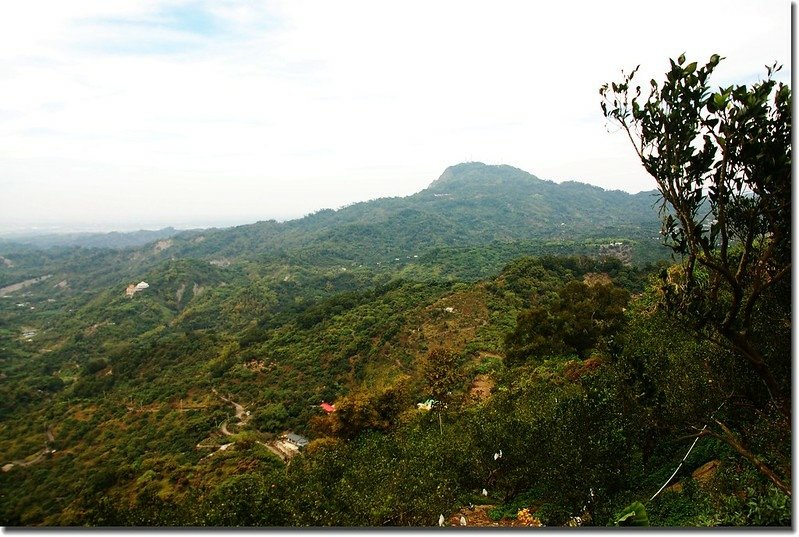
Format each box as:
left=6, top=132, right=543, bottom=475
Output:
left=320, top=402, right=336, bottom=413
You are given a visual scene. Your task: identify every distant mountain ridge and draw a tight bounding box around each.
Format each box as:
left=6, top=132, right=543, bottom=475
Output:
left=0, top=163, right=662, bottom=269
left=0, top=227, right=184, bottom=250
left=152, top=162, right=661, bottom=264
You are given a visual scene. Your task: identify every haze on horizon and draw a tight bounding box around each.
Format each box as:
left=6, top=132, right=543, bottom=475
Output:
left=0, top=0, right=790, bottom=234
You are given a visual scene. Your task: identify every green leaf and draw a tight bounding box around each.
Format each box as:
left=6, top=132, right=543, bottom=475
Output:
left=615, top=501, right=650, bottom=526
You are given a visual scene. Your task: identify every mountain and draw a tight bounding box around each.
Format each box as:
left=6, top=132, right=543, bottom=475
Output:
left=0, top=163, right=666, bottom=309
left=117, top=162, right=662, bottom=265
left=0, top=163, right=785, bottom=528
left=0, top=227, right=184, bottom=250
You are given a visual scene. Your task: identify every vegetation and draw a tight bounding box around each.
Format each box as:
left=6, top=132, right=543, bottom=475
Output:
left=601, top=54, right=791, bottom=494
left=0, top=56, right=790, bottom=527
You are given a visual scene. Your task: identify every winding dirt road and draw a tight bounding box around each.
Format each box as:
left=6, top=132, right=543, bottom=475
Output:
left=199, top=390, right=293, bottom=464
left=212, top=388, right=250, bottom=436
left=198, top=390, right=254, bottom=459
left=2, top=424, right=56, bottom=472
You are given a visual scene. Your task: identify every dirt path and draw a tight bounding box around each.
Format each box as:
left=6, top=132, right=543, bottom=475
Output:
left=0, top=275, right=52, bottom=296
left=201, top=390, right=297, bottom=465
left=2, top=425, right=56, bottom=473
left=198, top=389, right=253, bottom=457
left=212, top=388, right=251, bottom=438
left=469, top=374, right=495, bottom=400
left=213, top=388, right=248, bottom=423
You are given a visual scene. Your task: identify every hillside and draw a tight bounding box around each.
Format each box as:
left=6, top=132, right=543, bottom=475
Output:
left=0, top=162, right=788, bottom=528
left=0, top=162, right=666, bottom=306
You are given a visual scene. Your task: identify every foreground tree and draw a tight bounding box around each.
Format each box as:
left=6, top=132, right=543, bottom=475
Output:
left=600, top=54, right=790, bottom=412
left=600, top=55, right=791, bottom=494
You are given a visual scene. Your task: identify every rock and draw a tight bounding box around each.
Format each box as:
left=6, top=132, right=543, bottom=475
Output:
left=692, top=459, right=721, bottom=486
left=665, top=481, right=683, bottom=493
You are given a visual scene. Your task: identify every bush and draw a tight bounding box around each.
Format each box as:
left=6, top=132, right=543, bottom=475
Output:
left=83, top=358, right=109, bottom=375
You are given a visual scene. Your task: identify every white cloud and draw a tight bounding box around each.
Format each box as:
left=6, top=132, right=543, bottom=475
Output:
left=0, top=0, right=791, bottom=230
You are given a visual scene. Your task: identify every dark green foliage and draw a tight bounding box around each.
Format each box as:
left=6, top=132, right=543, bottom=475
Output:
left=647, top=480, right=713, bottom=527
left=601, top=54, right=791, bottom=413
left=199, top=473, right=288, bottom=526
left=486, top=490, right=538, bottom=521
left=505, top=279, right=629, bottom=364
left=83, top=358, right=108, bottom=375
left=421, top=348, right=462, bottom=405
left=742, top=485, right=792, bottom=526
left=252, top=403, right=289, bottom=433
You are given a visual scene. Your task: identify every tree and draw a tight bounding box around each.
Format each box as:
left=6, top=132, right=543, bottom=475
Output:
left=556, top=281, right=629, bottom=358
left=505, top=280, right=629, bottom=364
left=252, top=403, right=288, bottom=432
left=420, top=348, right=463, bottom=435
left=600, top=55, right=791, bottom=494
left=600, top=55, right=790, bottom=415
left=421, top=348, right=462, bottom=405
left=328, top=380, right=411, bottom=439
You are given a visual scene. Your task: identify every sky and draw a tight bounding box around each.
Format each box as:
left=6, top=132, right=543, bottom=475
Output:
left=0, top=0, right=792, bottom=233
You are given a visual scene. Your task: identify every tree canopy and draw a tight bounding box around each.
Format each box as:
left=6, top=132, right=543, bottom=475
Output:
left=600, top=54, right=791, bottom=414
left=600, top=54, right=791, bottom=495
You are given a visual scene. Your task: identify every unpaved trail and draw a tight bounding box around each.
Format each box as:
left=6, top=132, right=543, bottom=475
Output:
left=3, top=450, right=51, bottom=472
left=197, top=391, right=294, bottom=464
left=212, top=388, right=248, bottom=424
left=0, top=275, right=52, bottom=296
left=212, top=387, right=250, bottom=437
left=2, top=425, right=56, bottom=472
left=196, top=389, right=248, bottom=459
left=446, top=504, right=543, bottom=527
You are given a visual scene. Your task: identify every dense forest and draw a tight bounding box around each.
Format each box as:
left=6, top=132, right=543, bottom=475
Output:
left=0, top=56, right=790, bottom=527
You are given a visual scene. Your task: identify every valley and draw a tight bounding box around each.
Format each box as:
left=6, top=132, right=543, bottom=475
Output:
left=0, top=163, right=790, bottom=527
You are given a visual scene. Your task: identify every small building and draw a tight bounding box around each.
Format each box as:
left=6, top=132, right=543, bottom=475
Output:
left=126, top=281, right=150, bottom=298
left=285, top=432, right=309, bottom=448
left=320, top=402, right=336, bottom=413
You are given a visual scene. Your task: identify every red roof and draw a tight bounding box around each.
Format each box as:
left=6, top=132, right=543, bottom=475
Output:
left=320, top=402, right=336, bottom=413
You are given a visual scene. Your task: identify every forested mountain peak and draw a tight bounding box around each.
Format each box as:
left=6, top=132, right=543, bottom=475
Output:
left=0, top=163, right=665, bottom=281
left=142, top=163, right=662, bottom=265
left=425, top=162, right=549, bottom=193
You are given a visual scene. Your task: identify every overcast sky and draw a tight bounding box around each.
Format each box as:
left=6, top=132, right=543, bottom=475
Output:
left=0, top=0, right=791, bottom=233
